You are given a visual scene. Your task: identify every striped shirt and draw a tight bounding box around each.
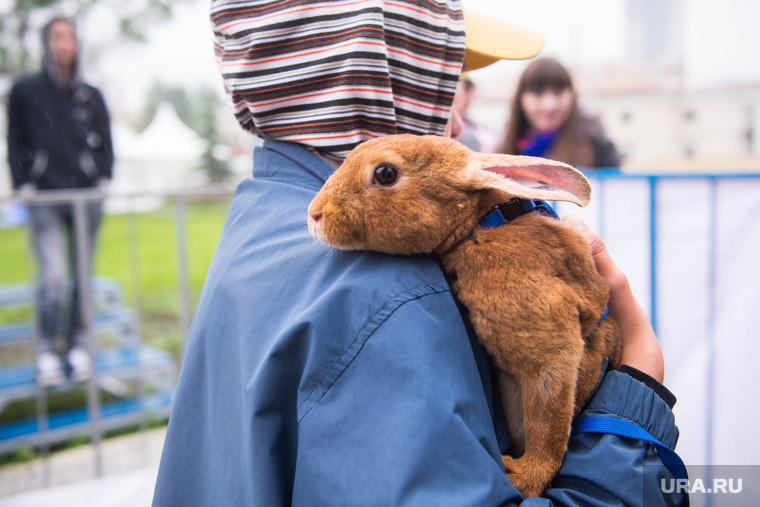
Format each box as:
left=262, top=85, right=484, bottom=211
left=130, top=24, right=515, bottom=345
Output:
left=210, top=0, right=465, bottom=162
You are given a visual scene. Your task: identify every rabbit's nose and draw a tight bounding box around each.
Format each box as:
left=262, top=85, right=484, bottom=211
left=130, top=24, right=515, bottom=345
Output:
left=311, top=213, right=322, bottom=223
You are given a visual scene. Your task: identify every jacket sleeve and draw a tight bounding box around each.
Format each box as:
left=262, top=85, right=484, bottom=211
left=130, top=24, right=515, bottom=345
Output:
left=591, top=133, right=622, bottom=168
left=90, top=88, right=114, bottom=180
left=293, top=288, right=684, bottom=506
left=6, top=83, right=32, bottom=189
left=543, top=370, right=686, bottom=506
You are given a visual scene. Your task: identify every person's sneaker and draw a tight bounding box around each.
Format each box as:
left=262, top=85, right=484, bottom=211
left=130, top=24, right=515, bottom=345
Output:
left=36, top=351, right=65, bottom=387
left=67, top=347, right=94, bottom=382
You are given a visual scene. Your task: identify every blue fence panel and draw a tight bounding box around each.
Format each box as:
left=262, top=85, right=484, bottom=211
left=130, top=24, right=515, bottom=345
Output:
left=556, top=170, right=760, bottom=469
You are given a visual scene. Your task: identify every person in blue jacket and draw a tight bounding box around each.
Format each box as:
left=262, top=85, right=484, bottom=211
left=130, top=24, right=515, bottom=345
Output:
left=153, top=1, right=685, bottom=505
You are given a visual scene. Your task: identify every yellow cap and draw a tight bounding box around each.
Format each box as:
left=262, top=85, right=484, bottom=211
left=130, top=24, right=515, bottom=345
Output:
left=463, top=8, right=545, bottom=71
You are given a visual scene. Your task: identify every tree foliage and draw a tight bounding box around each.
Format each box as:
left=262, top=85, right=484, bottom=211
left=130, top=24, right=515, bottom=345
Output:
left=194, top=88, right=233, bottom=183
left=0, top=0, right=187, bottom=75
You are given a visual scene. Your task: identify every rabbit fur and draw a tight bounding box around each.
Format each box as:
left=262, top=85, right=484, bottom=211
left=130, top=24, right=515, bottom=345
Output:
left=307, top=134, right=622, bottom=498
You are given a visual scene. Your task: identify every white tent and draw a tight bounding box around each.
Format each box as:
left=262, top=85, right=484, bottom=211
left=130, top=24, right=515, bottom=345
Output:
left=108, top=102, right=205, bottom=212
left=127, top=102, right=204, bottom=163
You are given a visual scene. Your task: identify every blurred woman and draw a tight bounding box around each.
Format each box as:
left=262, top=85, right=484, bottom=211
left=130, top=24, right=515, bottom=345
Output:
left=498, top=57, right=620, bottom=168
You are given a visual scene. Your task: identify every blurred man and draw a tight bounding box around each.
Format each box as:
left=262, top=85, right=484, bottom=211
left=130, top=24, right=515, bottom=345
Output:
left=6, top=17, right=114, bottom=386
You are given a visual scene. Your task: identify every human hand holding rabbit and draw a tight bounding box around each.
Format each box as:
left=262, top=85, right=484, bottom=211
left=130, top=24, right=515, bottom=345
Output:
left=563, top=214, right=664, bottom=383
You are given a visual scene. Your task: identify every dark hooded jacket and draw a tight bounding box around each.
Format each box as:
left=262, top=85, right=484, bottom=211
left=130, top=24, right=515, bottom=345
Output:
left=6, top=19, right=113, bottom=190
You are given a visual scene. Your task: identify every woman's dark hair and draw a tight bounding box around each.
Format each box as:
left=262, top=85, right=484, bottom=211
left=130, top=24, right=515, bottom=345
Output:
left=499, top=57, right=595, bottom=167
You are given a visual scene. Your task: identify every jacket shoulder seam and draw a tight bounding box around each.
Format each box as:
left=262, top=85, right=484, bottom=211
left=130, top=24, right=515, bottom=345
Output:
left=296, top=281, right=451, bottom=425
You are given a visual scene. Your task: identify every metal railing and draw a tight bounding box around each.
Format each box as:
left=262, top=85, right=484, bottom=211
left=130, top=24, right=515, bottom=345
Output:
left=584, top=170, right=759, bottom=335
left=0, top=184, right=235, bottom=486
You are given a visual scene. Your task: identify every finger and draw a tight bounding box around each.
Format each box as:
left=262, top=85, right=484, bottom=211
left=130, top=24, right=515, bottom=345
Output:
left=561, top=214, right=617, bottom=279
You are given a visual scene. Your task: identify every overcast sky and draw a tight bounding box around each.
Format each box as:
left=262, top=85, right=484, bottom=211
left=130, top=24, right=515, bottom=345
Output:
left=82, top=0, right=221, bottom=115
left=465, top=0, right=760, bottom=87
left=78, top=0, right=760, bottom=117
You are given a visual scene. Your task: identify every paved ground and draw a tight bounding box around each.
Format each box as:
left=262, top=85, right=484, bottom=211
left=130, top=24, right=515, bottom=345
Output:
left=0, top=426, right=166, bottom=507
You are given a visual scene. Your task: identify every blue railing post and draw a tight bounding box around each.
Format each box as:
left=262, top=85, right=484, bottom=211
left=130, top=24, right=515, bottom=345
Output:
left=649, top=176, right=658, bottom=334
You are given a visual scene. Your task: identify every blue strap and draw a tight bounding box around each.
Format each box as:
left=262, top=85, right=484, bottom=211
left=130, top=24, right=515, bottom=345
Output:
left=572, top=416, right=688, bottom=481
left=479, top=206, right=509, bottom=229
left=478, top=198, right=558, bottom=229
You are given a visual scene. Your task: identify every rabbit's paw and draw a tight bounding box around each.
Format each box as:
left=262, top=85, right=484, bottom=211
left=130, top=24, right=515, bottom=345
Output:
left=502, top=455, right=550, bottom=499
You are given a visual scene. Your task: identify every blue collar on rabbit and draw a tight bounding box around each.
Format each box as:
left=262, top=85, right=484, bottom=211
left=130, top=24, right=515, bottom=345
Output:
left=478, top=198, right=559, bottom=229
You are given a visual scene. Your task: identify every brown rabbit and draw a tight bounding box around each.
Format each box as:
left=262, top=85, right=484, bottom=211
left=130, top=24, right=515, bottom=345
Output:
left=307, top=134, right=622, bottom=498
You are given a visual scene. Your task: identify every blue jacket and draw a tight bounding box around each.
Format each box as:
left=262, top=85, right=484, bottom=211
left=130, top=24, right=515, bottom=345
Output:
left=153, top=139, right=684, bottom=506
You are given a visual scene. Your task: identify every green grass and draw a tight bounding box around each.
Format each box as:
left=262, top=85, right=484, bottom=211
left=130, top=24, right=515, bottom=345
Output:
left=0, top=226, right=30, bottom=285
left=0, top=197, right=231, bottom=358
left=0, top=197, right=231, bottom=462
left=95, top=199, right=230, bottom=311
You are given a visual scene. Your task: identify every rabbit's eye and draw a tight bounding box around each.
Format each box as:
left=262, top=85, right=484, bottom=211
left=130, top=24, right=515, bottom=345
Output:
left=374, top=165, right=397, bottom=185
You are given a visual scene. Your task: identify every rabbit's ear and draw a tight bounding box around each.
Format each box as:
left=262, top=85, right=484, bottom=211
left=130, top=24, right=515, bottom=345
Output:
left=462, top=153, right=592, bottom=207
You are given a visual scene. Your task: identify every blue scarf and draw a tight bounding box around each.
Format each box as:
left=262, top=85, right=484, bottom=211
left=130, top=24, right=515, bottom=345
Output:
left=515, top=128, right=560, bottom=157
